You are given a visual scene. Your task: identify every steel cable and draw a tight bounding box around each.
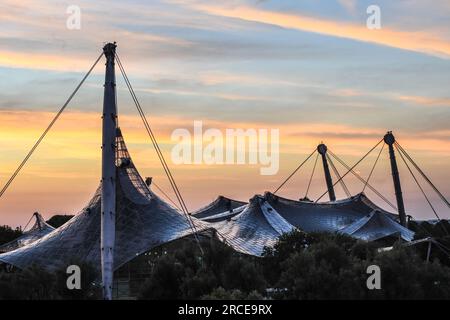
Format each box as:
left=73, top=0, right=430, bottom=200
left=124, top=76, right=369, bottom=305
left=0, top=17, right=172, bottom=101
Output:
left=0, top=52, right=103, bottom=199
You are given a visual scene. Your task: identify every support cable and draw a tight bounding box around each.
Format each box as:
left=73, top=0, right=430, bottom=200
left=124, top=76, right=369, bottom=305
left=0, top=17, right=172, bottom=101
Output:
left=433, top=240, right=450, bottom=256
left=117, top=55, right=202, bottom=253
left=427, top=239, right=450, bottom=260
left=152, top=181, right=182, bottom=211
left=116, top=55, right=185, bottom=212
left=326, top=153, right=351, bottom=197
left=115, top=56, right=191, bottom=213
left=395, top=144, right=448, bottom=235
left=304, top=152, right=319, bottom=199
left=273, top=149, right=317, bottom=194
left=115, top=54, right=203, bottom=254
left=315, top=139, right=387, bottom=204
left=22, top=214, right=35, bottom=232
left=326, top=148, right=397, bottom=210
left=363, top=142, right=385, bottom=193
left=395, top=142, right=450, bottom=210
left=0, top=53, right=103, bottom=199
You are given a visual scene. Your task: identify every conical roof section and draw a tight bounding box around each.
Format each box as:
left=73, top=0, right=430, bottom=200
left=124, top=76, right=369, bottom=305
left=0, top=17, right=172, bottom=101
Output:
left=210, top=192, right=414, bottom=256
left=263, top=192, right=400, bottom=233
left=0, top=128, right=213, bottom=272
left=339, top=210, right=414, bottom=242
left=212, top=195, right=295, bottom=256
left=192, top=196, right=247, bottom=222
left=0, top=212, right=54, bottom=253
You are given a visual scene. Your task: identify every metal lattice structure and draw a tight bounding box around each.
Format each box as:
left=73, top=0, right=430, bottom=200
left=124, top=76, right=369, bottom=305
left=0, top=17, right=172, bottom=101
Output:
left=207, top=192, right=414, bottom=256
left=264, top=192, right=398, bottom=233
left=192, top=196, right=247, bottom=222
left=0, top=212, right=54, bottom=253
left=0, top=130, right=416, bottom=268
left=339, top=210, right=414, bottom=242
left=0, top=129, right=214, bottom=271
left=212, top=195, right=296, bottom=256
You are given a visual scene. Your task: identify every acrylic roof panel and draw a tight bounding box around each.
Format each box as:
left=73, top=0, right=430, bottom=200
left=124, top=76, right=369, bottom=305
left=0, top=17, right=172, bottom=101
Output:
left=0, top=129, right=213, bottom=272
left=196, top=205, right=247, bottom=223
left=339, top=210, right=414, bottom=242
left=192, top=196, right=247, bottom=220
left=0, top=212, right=54, bottom=253
left=263, top=192, right=398, bottom=233
left=200, top=191, right=412, bottom=256
left=212, top=196, right=296, bottom=256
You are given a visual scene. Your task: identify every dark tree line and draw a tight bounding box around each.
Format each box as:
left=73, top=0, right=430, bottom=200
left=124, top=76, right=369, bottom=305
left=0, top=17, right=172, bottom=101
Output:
left=0, top=261, right=101, bottom=300
left=136, top=230, right=450, bottom=300
left=0, top=225, right=22, bottom=246
left=0, top=215, right=74, bottom=248
left=0, top=222, right=450, bottom=300
left=46, top=215, right=74, bottom=228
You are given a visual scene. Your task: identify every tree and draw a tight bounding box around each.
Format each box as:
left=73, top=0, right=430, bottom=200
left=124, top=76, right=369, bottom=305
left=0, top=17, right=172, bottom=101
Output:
left=46, top=215, right=74, bottom=228
left=138, top=255, right=186, bottom=299
left=0, top=265, right=57, bottom=300
left=0, top=262, right=101, bottom=300
left=0, top=225, right=22, bottom=246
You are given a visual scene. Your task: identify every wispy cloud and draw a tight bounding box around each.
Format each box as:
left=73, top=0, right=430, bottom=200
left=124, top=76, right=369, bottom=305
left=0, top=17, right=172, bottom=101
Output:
left=191, top=3, right=450, bottom=59
left=397, top=95, right=450, bottom=107
left=337, top=0, right=357, bottom=14
left=1, top=0, right=449, bottom=224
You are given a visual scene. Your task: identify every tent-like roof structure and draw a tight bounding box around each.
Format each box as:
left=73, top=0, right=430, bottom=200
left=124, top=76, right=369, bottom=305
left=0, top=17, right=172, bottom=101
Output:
left=0, top=128, right=416, bottom=266
left=263, top=192, right=398, bottom=233
left=206, top=192, right=414, bottom=256
left=0, top=212, right=54, bottom=253
left=212, top=195, right=295, bottom=256
left=192, top=196, right=247, bottom=222
left=339, top=210, right=414, bottom=241
left=0, top=129, right=213, bottom=271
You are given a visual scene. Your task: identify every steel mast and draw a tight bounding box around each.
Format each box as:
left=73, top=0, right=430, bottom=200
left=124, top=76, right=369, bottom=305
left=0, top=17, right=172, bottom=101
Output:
left=317, top=143, right=336, bottom=202
left=101, top=42, right=118, bottom=300
left=384, top=131, right=407, bottom=227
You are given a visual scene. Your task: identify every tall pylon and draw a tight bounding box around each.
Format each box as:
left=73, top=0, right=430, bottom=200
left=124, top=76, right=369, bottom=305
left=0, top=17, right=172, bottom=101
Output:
left=384, top=131, right=407, bottom=227
left=317, top=143, right=336, bottom=202
left=101, top=42, right=118, bottom=300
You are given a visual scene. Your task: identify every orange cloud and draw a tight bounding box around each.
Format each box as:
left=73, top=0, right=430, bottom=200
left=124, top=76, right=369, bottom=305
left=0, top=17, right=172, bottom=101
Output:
left=193, top=4, right=450, bottom=59
left=0, top=50, right=101, bottom=73
left=397, top=95, right=450, bottom=107
left=1, top=109, right=450, bottom=226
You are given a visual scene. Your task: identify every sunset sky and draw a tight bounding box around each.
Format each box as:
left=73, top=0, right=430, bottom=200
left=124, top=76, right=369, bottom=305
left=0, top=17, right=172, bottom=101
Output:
left=1, top=0, right=450, bottom=227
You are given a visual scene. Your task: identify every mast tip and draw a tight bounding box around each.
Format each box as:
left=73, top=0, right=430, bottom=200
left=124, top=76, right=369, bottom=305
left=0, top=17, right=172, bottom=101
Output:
left=384, top=131, right=396, bottom=145
left=103, top=42, right=117, bottom=57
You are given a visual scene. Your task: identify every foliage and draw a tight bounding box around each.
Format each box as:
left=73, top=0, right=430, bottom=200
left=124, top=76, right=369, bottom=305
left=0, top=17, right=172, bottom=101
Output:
left=46, top=215, right=74, bottom=228
left=409, top=220, right=450, bottom=266
left=1, top=228, right=449, bottom=300
left=0, top=263, right=101, bottom=300
left=54, top=261, right=102, bottom=300
left=138, top=238, right=266, bottom=300
left=0, top=225, right=23, bottom=246
left=263, top=231, right=450, bottom=299
left=202, top=287, right=264, bottom=300
left=138, top=231, right=450, bottom=300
